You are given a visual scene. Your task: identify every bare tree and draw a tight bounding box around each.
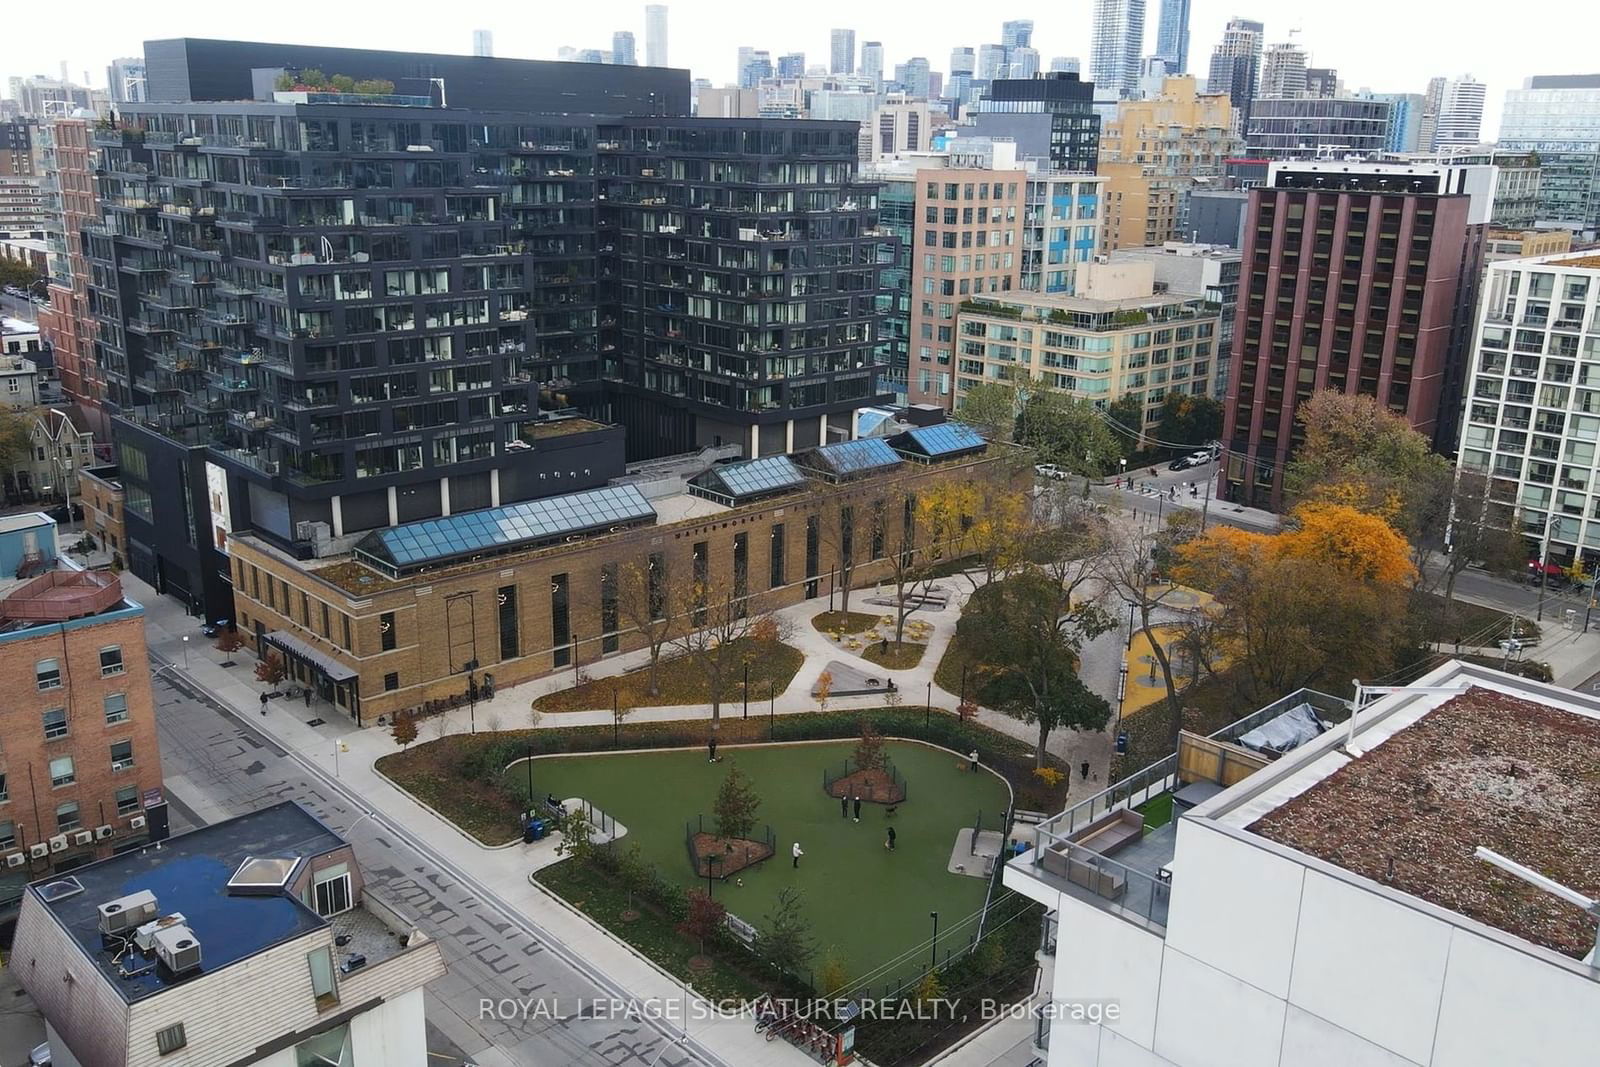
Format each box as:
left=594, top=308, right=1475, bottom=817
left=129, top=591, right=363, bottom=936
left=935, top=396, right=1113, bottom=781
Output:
left=669, top=573, right=778, bottom=732
left=614, top=557, right=679, bottom=698
left=1101, top=529, right=1197, bottom=754
left=815, top=491, right=862, bottom=615
left=872, top=493, right=938, bottom=645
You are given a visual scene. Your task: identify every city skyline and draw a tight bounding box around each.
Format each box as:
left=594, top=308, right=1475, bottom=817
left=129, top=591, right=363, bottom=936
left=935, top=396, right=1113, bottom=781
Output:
left=2, top=0, right=1587, bottom=136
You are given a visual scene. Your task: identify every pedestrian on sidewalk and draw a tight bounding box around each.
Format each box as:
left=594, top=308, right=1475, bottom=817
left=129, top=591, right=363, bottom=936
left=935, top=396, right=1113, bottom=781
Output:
left=260, top=692, right=268, bottom=715
left=885, top=826, right=897, bottom=851
left=853, top=795, right=862, bottom=822
left=1080, top=761, right=1090, bottom=781
left=708, top=736, right=718, bottom=763
left=792, top=841, right=804, bottom=868
left=968, top=749, right=979, bottom=772
left=841, top=793, right=849, bottom=818
left=303, top=686, right=311, bottom=708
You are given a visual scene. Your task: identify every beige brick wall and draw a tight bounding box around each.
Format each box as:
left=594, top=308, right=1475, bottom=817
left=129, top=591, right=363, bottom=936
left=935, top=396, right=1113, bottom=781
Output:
left=231, top=451, right=1022, bottom=721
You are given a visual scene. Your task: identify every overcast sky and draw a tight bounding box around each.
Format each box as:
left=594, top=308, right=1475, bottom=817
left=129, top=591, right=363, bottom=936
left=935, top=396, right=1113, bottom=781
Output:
left=6, top=0, right=1597, bottom=137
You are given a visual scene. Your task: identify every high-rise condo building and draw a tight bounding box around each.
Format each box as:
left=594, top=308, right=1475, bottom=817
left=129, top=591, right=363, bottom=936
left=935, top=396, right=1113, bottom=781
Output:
left=472, top=30, right=494, bottom=58
left=1155, top=0, right=1192, bottom=74
left=830, top=29, right=857, bottom=75
left=972, top=73, right=1101, bottom=173
left=1259, top=42, right=1308, bottom=99
left=1049, top=57, right=1081, bottom=74
left=612, top=31, right=638, bottom=67
left=1498, top=75, right=1600, bottom=236
left=1221, top=160, right=1493, bottom=508
left=645, top=4, right=668, bottom=67
left=1002, top=20, right=1035, bottom=50
left=1207, top=18, right=1263, bottom=130
left=1435, top=75, right=1486, bottom=149
left=1419, top=75, right=1447, bottom=153
left=860, top=43, right=884, bottom=86
left=36, top=115, right=107, bottom=416
left=777, top=53, right=808, bottom=79
left=1090, top=0, right=1148, bottom=100
left=951, top=48, right=976, bottom=77
left=1244, top=97, right=1393, bottom=160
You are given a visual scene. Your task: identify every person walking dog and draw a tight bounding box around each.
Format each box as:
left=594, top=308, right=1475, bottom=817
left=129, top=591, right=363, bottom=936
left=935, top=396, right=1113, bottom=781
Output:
left=885, top=826, right=897, bottom=851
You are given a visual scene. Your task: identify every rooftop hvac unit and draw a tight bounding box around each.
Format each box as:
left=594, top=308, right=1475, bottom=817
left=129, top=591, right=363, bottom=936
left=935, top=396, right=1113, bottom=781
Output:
left=28, top=843, right=48, bottom=859
left=5, top=852, right=25, bottom=868
left=97, top=890, right=160, bottom=936
left=153, top=924, right=202, bottom=975
left=71, top=830, right=93, bottom=846
left=134, top=912, right=187, bottom=953
left=49, top=835, right=67, bottom=853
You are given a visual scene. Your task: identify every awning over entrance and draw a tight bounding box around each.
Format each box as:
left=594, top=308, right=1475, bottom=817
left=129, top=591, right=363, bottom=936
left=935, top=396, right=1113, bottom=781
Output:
left=265, top=631, right=358, bottom=683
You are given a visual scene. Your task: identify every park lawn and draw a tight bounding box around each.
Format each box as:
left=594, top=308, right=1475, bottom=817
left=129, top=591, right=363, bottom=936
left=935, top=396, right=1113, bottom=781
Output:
left=519, top=740, right=1011, bottom=990
left=812, top=610, right=881, bottom=635
left=861, top=640, right=927, bottom=671
left=533, top=639, right=804, bottom=712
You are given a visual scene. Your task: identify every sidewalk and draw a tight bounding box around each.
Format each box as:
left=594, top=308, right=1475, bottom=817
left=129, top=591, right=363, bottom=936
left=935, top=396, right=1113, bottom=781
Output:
left=128, top=569, right=1090, bottom=1067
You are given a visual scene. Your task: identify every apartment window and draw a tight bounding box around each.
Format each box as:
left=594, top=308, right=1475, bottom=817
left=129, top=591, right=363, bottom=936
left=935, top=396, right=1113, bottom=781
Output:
left=156, top=1023, right=188, bottom=1055
left=600, top=566, right=619, bottom=653
left=550, top=573, right=571, bottom=667
left=308, top=945, right=338, bottom=1005
left=251, top=565, right=260, bottom=599
left=100, top=646, right=124, bottom=676
left=0, top=776, right=7, bottom=805
left=379, top=612, right=396, bottom=651
left=42, top=708, right=67, bottom=740
left=56, top=801, right=80, bottom=833
left=116, top=786, right=140, bottom=816
left=383, top=672, right=399, bottom=691
left=769, top=523, right=786, bottom=588
left=36, top=658, right=60, bottom=691
left=342, top=614, right=352, bottom=650
left=498, top=584, right=520, bottom=660
left=647, top=551, right=666, bottom=621
left=871, top=501, right=886, bottom=560
left=111, top=740, right=134, bottom=771
left=321, top=603, right=331, bottom=639
left=313, top=865, right=353, bottom=916
left=300, top=592, right=311, bottom=626
left=49, top=756, right=74, bottom=787
left=104, top=693, right=128, bottom=725
left=0, top=820, right=13, bottom=849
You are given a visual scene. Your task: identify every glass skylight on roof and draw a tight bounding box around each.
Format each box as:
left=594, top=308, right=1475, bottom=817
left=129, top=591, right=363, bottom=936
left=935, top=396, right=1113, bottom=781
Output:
left=810, top=437, right=903, bottom=477
left=358, top=483, right=656, bottom=573
left=692, top=455, right=809, bottom=501
left=894, top=422, right=987, bottom=459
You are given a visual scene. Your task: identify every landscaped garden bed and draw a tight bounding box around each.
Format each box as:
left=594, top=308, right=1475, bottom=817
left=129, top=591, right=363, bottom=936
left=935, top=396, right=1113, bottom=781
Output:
left=531, top=638, right=804, bottom=712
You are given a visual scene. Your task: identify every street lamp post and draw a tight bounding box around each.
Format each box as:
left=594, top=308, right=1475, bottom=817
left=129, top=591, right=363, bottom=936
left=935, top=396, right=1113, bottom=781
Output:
left=925, top=681, right=932, bottom=730
left=707, top=853, right=720, bottom=899
left=572, top=635, right=581, bottom=687
left=743, top=661, right=749, bottom=719
left=1537, top=517, right=1561, bottom=623
left=959, top=664, right=968, bottom=709
left=181, top=634, right=189, bottom=669
left=1125, top=601, right=1136, bottom=650
left=928, top=911, right=939, bottom=970
left=613, top=687, right=620, bottom=747
left=525, top=743, right=534, bottom=808
left=769, top=680, right=775, bottom=741
left=1116, top=663, right=1128, bottom=725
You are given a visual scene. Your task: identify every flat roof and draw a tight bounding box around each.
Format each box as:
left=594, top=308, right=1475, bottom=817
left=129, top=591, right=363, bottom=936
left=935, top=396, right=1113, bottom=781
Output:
left=968, top=289, right=1202, bottom=314
left=1226, top=679, right=1600, bottom=961
left=29, top=802, right=342, bottom=1002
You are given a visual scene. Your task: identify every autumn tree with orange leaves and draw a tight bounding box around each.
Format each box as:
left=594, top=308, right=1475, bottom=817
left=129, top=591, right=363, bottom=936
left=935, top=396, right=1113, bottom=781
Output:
left=1175, top=502, right=1415, bottom=701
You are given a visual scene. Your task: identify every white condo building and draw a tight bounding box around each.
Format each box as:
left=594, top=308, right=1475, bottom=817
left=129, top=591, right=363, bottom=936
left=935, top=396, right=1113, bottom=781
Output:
left=1457, top=250, right=1600, bottom=565
left=1006, top=658, right=1600, bottom=1066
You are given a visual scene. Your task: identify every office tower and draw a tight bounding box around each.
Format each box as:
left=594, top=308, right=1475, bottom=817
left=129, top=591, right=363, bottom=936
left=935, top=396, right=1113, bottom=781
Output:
left=88, top=97, right=887, bottom=614
left=739, top=50, right=773, bottom=89
left=36, top=114, right=106, bottom=412
left=612, top=32, right=637, bottom=66
left=1245, top=97, right=1392, bottom=159
left=1090, top=0, right=1148, bottom=100
left=1007, top=48, right=1040, bottom=81
left=1155, top=0, right=1192, bottom=74
left=977, top=44, right=1009, bottom=83
left=1369, top=92, right=1426, bottom=153
left=1002, top=20, right=1035, bottom=50
left=143, top=37, right=688, bottom=113
left=1207, top=18, right=1264, bottom=128
left=831, top=29, right=857, bottom=75
left=1419, top=75, right=1447, bottom=152
left=1499, top=75, right=1600, bottom=235
left=1435, top=75, right=1486, bottom=149
left=1260, top=41, right=1308, bottom=98
left=950, top=48, right=976, bottom=77
left=860, top=43, right=884, bottom=86
left=867, top=96, right=932, bottom=160
left=777, top=53, right=807, bottom=79
left=107, top=58, right=148, bottom=103
left=902, top=58, right=932, bottom=100
left=1099, top=77, right=1237, bottom=249
left=1221, top=160, right=1492, bottom=508
left=1049, top=57, right=1081, bottom=74
left=473, top=30, right=494, bottom=58
left=972, top=72, right=1101, bottom=172
left=645, top=4, right=668, bottom=67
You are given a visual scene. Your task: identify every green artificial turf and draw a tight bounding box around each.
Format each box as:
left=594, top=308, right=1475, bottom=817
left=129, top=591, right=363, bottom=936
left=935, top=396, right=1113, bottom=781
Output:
left=515, top=740, right=1011, bottom=990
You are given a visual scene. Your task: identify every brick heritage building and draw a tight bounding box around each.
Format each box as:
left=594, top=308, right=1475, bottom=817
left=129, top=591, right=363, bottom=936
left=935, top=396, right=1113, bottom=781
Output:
left=226, top=427, right=1017, bottom=722
left=0, top=514, right=165, bottom=914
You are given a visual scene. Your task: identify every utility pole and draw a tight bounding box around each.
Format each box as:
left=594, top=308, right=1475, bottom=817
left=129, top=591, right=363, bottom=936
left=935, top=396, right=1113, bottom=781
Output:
left=1536, top=517, right=1560, bottom=623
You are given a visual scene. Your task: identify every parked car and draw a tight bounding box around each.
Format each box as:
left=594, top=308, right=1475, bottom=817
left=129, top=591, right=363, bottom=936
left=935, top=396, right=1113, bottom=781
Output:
left=1034, top=463, right=1067, bottom=480
left=1167, top=455, right=1198, bottom=471
left=29, top=1042, right=51, bottom=1067
left=1498, top=638, right=1524, bottom=653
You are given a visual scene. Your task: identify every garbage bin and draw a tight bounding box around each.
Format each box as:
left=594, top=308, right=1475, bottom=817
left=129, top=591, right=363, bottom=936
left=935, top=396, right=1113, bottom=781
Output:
left=529, top=818, right=548, bottom=842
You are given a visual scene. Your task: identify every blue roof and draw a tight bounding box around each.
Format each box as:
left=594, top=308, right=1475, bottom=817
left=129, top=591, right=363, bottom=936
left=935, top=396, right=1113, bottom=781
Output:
left=358, top=484, right=656, bottom=572
left=30, top=802, right=341, bottom=1003
left=690, top=456, right=809, bottom=501
left=891, top=422, right=988, bottom=459
left=806, top=438, right=904, bottom=478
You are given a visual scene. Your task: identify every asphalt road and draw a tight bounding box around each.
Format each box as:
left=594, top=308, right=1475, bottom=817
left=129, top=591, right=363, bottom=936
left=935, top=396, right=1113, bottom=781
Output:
left=0, top=292, right=40, bottom=323
left=151, top=661, right=712, bottom=1067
